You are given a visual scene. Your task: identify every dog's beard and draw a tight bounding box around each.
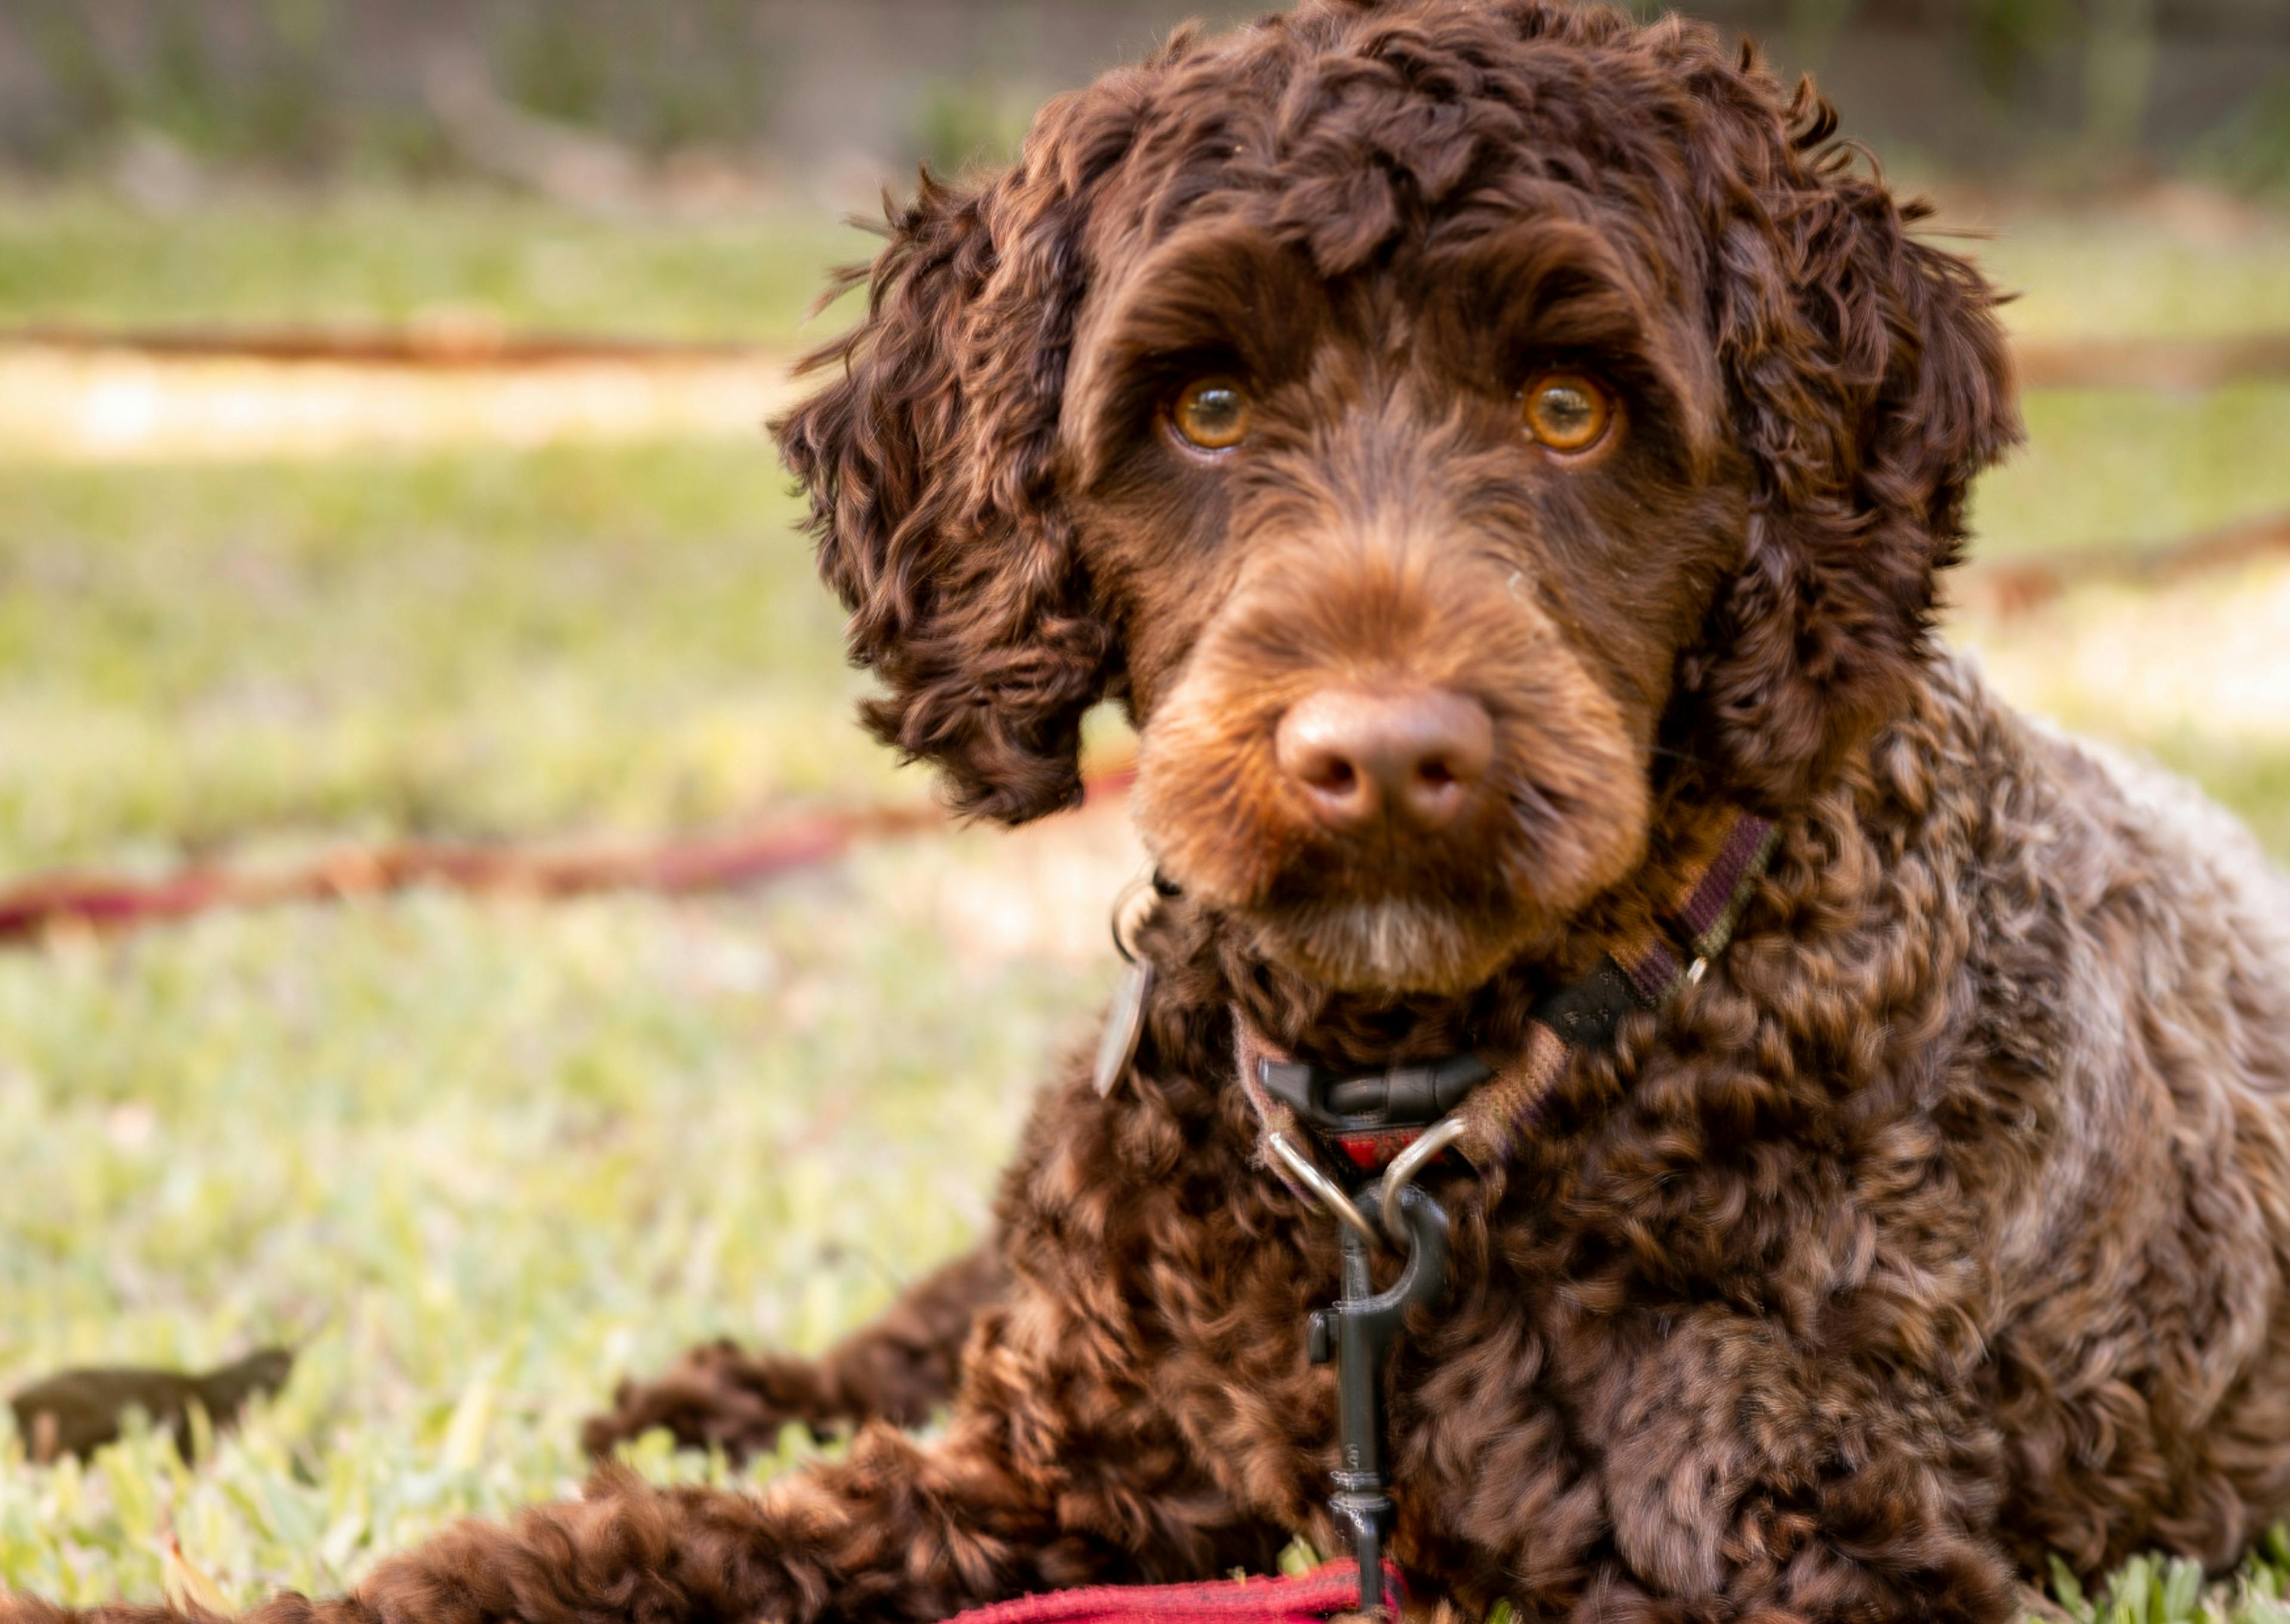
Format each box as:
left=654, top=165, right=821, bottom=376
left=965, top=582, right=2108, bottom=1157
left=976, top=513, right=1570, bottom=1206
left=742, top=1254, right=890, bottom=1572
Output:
left=1245, top=892, right=1538, bottom=996
left=1137, top=711, right=1653, bottom=997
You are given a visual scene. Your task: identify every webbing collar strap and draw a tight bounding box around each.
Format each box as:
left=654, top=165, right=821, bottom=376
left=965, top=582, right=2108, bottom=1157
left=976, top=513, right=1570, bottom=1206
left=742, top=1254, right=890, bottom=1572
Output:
left=1237, top=807, right=1780, bottom=1179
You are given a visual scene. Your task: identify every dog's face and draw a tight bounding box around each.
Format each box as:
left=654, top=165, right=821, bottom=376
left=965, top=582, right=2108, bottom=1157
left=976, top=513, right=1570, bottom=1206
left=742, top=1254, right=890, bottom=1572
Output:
left=778, top=0, right=2017, bottom=997
left=1066, top=213, right=1740, bottom=990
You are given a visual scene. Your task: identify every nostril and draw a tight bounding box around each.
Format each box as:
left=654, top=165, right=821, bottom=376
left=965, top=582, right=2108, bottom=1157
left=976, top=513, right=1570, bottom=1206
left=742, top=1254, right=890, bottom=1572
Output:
left=1275, top=686, right=1493, bottom=834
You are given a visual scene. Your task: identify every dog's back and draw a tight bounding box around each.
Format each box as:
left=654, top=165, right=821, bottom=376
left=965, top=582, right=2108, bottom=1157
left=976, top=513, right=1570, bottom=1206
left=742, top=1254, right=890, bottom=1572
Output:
left=1930, top=655, right=2290, bottom=1572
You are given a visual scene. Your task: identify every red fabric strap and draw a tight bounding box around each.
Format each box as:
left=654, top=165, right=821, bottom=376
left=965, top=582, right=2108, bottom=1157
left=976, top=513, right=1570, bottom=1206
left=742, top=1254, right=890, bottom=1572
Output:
left=939, top=1562, right=1400, bottom=1624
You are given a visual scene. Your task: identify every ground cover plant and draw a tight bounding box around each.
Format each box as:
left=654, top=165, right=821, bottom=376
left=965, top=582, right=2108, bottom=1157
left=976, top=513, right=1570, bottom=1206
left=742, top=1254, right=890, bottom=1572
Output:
left=1, top=187, right=2288, bottom=348
left=0, top=183, right=2286, bottom=1619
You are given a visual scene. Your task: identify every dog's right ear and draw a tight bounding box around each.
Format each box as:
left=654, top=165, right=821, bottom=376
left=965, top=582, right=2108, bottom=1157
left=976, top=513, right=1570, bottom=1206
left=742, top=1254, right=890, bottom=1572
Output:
left=773, top=159, right=1116, bottom=825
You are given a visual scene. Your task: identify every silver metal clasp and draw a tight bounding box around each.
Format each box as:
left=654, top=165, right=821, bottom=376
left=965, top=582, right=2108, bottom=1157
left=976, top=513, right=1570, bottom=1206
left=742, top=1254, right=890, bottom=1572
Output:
left=1377, top=1115, right=1467, bottom=1245
left=1270, top=1112, right=1465, bottom=1254
left=1267, top=1131, right=1379, bottom=1247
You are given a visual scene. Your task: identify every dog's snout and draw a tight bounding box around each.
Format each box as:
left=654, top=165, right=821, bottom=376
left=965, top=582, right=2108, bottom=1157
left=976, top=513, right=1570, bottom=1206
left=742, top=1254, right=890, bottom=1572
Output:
left=1274, top=687, right=1493, bottom=834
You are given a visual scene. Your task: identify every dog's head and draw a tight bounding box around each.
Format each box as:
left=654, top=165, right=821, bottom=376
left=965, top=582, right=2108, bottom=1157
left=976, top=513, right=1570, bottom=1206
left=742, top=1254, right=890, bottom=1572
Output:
left=777, top=0, right=2017, bottom=997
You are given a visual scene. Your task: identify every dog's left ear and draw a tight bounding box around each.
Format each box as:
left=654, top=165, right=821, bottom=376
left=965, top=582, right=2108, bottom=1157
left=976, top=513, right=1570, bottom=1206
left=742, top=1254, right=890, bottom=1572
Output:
left=774, top=96, right=1138, bottom=823
left=1688, top=84, right=2021, bottom=811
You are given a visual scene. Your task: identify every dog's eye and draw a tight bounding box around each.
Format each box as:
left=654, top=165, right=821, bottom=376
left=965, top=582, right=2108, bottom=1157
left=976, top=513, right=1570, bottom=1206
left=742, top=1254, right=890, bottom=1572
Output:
left=1171, top=377, right=1251, bottom=451
left=1521, top=373, right=1613, bottom=454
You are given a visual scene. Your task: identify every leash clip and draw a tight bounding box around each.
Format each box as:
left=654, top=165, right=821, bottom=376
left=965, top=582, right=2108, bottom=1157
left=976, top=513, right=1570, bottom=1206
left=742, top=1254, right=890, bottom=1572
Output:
left=1302, top=1177, right=1450, bottom=1617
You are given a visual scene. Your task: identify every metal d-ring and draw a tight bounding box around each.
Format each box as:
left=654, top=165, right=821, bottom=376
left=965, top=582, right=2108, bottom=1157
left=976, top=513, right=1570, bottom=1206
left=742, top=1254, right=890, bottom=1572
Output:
left=1267, top=1131, right=1381, bottom=1248
left=1108, top=873, right=1159, bottom=965
left=1378, top=1115, right=1467, bottom=1245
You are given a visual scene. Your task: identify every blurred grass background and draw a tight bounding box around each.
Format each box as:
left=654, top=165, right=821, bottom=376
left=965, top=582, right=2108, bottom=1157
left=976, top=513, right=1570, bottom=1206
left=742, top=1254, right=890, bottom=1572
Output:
left=0, top=193, right=858, bottom=343
left=0, top=1, right=2288, bottom=1614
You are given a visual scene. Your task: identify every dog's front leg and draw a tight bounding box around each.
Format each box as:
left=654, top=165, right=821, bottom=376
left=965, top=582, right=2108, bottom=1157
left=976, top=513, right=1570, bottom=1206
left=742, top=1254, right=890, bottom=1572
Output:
left=12, top=1269, right=1277, bottom=1624
left=580, top=1242, right=1008, bottom=1462
left=1467, top=1308, right=2021, bottom=1624
left=290, top=1422, right=1132, bottom=1624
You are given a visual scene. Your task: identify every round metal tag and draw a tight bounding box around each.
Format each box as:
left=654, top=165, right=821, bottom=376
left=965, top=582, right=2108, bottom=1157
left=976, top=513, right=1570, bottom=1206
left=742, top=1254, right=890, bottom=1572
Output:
left=1091, top=959, right=1153, bottom=1097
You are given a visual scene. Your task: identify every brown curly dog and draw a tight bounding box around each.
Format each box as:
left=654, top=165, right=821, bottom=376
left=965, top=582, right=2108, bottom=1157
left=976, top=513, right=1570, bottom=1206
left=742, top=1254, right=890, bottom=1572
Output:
left=23, top=5, right=2290, bottom=1624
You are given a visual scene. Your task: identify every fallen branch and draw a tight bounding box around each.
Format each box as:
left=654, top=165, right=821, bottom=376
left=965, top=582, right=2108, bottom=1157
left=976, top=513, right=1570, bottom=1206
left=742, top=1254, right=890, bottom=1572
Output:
left=2014, top=334, right=2290, bottom=392
left=1953, top=507, right=2290, bottom=616
left=7, top=326, right=2288, bottom=388
left=0, top=320, right=768, bottom=368
left=0, top=528, right=2280, bottom=946
left=0, top=770, right=1132, bottom=947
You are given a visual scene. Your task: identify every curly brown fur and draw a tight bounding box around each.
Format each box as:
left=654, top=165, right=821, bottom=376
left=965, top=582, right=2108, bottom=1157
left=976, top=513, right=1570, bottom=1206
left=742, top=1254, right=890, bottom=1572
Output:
left=580, top=1247, right=1004, bottom=1460
left=25, top=7, right=2290, bottom=1624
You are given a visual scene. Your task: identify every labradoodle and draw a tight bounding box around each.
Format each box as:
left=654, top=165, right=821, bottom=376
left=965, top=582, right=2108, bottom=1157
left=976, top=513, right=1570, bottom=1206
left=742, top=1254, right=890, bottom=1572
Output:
left=27, top=5, right=2290, bottom=1624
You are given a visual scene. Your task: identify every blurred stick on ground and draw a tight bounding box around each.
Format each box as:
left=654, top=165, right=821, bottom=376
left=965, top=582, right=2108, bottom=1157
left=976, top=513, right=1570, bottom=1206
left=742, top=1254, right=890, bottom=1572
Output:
left=8, top=325, right=2290, bottom=383
left=1955, top=509, right=2290, bottom=615
left=0, top=770, right=1135, bottom=946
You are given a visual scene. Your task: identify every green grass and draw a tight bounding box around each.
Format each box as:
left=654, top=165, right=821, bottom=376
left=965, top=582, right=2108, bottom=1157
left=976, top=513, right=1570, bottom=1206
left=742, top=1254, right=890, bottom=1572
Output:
left=2043, top=1542, right=2290, bottom=1624
left=1966, top=212, right=2290, bottom=341
left=2, top=399, right=2282, bottom=878
left=0, top=190, right=867, bottom=345
left=1969, top=383, right=2290, bottom=559
left=2149, top=741, right=2290, bottom=859
left=0, top=837, right=1116, bottom=1606
left=0, top=188, right=2286, bottom=349
left=0, top=444, right=911, bottom=877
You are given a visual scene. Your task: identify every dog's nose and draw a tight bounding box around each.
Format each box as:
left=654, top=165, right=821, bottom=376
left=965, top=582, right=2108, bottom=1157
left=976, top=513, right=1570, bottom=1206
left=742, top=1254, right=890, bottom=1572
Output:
left=1274, top=687, right=1494, bottom=833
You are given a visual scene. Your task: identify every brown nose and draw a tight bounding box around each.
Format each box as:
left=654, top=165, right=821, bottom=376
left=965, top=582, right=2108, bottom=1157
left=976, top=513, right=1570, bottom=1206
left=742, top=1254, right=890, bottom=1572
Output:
left=1274, top=687, right=1494, bottom=833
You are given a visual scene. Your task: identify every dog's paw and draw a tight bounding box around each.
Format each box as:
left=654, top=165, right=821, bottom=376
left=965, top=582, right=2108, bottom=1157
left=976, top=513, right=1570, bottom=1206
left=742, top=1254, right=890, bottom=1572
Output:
left=580, top=1340, right=831, bottom=1462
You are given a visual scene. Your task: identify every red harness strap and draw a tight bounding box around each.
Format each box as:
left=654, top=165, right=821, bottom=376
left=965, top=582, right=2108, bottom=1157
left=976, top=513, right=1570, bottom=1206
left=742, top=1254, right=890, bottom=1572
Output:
left=941, top=1563, right=1403, bottom=1624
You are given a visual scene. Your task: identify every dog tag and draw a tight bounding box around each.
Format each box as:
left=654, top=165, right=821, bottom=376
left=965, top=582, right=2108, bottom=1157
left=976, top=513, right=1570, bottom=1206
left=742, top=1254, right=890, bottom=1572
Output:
left=1092, top=960, right=1153, bottom=1096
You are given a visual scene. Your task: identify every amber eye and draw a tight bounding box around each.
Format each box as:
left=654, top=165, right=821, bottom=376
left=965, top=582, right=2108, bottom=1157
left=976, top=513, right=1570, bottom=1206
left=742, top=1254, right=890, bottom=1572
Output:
left=1171, top=376, right=1252, bottom=451
left=1521, top=373, right=1613, bottom=453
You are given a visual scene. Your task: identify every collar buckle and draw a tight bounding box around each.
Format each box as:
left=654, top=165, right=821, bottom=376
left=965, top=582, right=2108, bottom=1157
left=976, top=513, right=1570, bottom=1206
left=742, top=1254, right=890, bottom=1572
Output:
left=1255, top=1052, right=1490, bottom=1136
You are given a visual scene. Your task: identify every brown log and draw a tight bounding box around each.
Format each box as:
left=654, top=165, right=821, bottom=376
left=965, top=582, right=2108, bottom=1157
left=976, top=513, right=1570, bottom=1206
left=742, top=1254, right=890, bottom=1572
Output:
left=2014, top=334, right=2290, bottom=391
